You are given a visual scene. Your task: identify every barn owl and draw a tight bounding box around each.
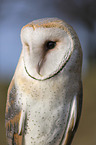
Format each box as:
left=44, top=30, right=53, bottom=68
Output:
left=5, top=18, right=83, bottom=145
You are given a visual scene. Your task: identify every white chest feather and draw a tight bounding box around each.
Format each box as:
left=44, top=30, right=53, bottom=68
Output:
left=16, top=76, right=73, bottom=145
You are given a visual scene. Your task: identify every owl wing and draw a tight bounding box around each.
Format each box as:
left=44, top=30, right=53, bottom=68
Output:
left=5, top=79, right=26, bottom=145
left=61, top=82, right=83, bottom=145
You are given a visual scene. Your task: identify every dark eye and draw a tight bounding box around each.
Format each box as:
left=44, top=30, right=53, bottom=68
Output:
left=46, top=41, right=56, bottom=50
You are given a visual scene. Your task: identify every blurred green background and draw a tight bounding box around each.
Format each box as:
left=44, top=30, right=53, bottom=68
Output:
left=0, top=0, right=96, bottom=145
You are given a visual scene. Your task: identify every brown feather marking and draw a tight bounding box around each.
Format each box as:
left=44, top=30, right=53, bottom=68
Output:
left=13, top=134, right=22, bottom=145
left=21, top=20, right=71, bottom=36
left=6, top=78, right=15, bottom=113
left=6, top=111, right=21, bottom=130
left=5, top=79, right=23, bottom=145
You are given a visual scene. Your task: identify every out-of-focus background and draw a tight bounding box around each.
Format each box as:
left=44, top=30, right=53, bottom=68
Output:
left=0, top=0, right=96, bottom=145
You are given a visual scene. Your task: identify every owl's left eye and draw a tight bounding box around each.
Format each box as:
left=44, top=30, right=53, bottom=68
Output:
left=46, top=41, right=56, bottom=50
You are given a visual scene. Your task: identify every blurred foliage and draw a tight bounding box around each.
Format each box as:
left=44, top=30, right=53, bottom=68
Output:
left=0, top=63, right=96, bottom=145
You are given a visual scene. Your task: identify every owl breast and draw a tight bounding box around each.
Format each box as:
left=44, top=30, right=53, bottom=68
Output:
left=16, top=74, right=73, bottom=145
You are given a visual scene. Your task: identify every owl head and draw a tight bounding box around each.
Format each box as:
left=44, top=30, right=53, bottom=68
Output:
left=21, top=18, right=82, bottom=81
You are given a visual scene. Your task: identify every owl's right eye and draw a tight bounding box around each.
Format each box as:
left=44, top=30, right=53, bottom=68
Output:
left=46, top=41, right=56, bottom=50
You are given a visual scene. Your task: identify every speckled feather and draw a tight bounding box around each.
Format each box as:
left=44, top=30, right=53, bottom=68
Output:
left=5, top=18, right=82, bottom=145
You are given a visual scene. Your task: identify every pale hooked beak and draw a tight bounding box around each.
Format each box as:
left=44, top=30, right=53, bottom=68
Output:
left=37, top=58, right=44, bottom=76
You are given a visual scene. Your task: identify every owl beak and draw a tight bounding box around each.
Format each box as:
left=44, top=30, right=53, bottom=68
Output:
left=37, top=59, right=43, bottom=76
